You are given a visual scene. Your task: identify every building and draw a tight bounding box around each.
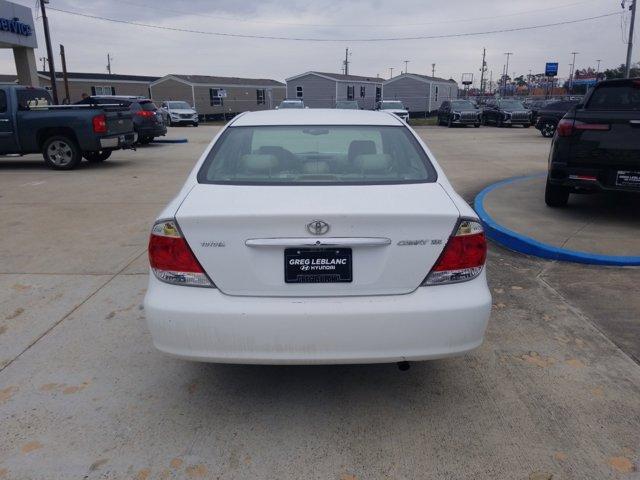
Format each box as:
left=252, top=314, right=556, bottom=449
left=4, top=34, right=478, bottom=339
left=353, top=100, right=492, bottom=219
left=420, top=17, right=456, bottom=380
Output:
left=383, top=73, right=459, bottom=115
left=150, top=75, right=286, bottom=119
left=285, top=71, right=384, bottom=109
left=37, top=71, right=159, bottom=103
left=0, top=0, right=38, bottom=86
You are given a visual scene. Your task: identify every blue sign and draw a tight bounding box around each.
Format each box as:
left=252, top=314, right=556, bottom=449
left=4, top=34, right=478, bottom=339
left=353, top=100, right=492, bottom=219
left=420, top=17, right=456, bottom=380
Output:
left=0, top=17, right=32, bottom=37
left=545, top=62, right=559, bottom=77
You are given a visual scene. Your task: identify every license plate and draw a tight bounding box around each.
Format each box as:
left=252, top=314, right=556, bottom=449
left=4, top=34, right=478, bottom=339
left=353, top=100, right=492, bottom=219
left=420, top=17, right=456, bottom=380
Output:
left=284, top=248, right=352, bottom=283
left=616, top=170, right=640, bottom=188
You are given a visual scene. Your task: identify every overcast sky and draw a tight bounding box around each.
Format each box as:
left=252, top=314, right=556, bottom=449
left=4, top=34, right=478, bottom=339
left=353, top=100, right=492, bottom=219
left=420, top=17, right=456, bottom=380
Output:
left=0, top=0, right=636, bottom=86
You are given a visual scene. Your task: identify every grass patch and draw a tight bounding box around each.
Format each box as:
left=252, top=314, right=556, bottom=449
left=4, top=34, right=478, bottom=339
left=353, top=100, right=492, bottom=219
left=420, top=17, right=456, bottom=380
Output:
left=408, top=117, right=438, bottom=126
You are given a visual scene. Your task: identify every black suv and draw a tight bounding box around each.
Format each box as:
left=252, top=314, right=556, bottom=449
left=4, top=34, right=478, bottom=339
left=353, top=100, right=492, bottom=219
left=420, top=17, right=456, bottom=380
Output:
left=437, top=100, right=481, bottom=127
left=535, top=100, right=580, bottom=137
left=482, top=99, right=532, bottom=127
left=77, top=96, right=166, bottom=144
left=545, top=78, right=640, bottom=207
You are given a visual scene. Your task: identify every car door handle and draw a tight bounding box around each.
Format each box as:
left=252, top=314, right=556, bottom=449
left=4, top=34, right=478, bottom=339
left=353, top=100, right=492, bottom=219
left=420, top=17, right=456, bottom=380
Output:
left=245, top=237, right=392, bottom=248
left=0, top=119, right=9, bottom=122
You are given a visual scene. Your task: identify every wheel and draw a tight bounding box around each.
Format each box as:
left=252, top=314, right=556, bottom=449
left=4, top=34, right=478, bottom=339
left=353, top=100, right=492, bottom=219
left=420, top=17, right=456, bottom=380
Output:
left=167, top=117, right=173, bottom=127
left=193, top=122, right=199, bottom=127
left=541, top=122, right=556, bottom=138
left=481, top=116, right=487, bottom=126
left=138, top=136, right=153, bottom=145
left=523, top=123, right=531, bottom=128
left=447, top=117, right=453, bottom=128
left=545, top=178, right=570, bottom=207
left=42, top=135, right=82, bottom=170
left=83, top=150, right=112, bottom=163
left=497, top=118, right=504, bottom=127
left=474, top=123, right=480, bottom=128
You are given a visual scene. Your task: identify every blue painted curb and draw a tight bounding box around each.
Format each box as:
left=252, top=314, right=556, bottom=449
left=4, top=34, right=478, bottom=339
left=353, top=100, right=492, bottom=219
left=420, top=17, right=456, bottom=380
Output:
left=151, top=138, right=188, bottom=144
left=474, top=174, right=640, bottom=266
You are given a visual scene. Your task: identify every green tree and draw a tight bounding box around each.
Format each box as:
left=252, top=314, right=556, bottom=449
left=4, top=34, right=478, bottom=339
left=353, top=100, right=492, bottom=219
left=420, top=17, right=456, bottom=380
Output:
left=604, top=63, right=640, bottom=79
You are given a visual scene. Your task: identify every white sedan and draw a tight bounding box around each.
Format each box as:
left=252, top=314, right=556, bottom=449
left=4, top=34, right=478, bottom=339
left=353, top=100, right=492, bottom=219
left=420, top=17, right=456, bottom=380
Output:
left=144, top=109, right=491, bottom=364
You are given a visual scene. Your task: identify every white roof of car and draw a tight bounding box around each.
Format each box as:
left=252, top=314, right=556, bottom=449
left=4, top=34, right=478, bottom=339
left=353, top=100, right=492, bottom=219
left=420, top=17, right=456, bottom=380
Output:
left=231, top=109, right=404, bottom=126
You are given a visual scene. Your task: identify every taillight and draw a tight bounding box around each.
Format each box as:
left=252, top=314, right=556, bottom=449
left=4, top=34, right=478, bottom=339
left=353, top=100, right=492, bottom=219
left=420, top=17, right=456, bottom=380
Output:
left=136, top=110, right=155, bottom=118
left=556, top=118, right=574, bottom=137
left=92, top=114, right=107, bottom=133
left=574, top=121, right=610, bottom=131
left=148, top=220, right=213, bottom=287
left=422, top=219, right=487, bottom=286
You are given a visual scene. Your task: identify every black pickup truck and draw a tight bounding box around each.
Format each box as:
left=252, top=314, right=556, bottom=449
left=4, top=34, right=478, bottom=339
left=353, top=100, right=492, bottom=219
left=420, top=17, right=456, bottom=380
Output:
left=545, top=78, right=640, bottom=207
left=0, top=85, right=136, bottom=170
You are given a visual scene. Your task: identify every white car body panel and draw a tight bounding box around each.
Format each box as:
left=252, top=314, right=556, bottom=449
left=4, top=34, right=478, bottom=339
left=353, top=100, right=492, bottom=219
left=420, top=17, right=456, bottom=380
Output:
left=144, top=109, right=491, bottom=364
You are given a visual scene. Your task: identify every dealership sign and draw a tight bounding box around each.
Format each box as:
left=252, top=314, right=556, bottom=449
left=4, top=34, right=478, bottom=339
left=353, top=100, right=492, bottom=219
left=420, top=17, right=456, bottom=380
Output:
left=0, top=17, right=31, bottom=36
left=545, top=62, right=559, bottom=77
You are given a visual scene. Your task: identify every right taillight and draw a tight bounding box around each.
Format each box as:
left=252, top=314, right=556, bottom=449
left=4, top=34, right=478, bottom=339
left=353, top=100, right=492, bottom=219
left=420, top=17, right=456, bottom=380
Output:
left=556, top=118, right=575, bottom=137
left=422, top=219, right=487, bottom=286
left=557, top=119, right=610, bottom=137
left=92, top=114, right=107, bottom=133
left=148, top=219, right=213, bottom=287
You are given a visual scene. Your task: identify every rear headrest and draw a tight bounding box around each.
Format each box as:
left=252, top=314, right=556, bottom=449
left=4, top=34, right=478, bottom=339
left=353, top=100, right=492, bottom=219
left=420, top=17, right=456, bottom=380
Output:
left=348, top=140, right=376, bottom=162
left=240, top=154, right=278, bottom=173
left=353, top=154, right=391, bottom=173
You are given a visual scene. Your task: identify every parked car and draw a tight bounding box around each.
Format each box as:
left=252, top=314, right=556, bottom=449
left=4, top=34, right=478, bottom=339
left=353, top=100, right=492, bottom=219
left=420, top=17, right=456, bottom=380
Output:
left=77, top=95, right=166, bottom=144
left=482, top=99, right=532, bottom=127
left=545, top=78, right=640, bottom=207
left=376, top=100, right=409, bottom=122
left=0, top=85, right=135, bottom=170
left=335, top=100, right=359, bottom=109
left=159, top=101, right=198, bottom=127
left=277, top=99, right=305, bottom=109
left=144, top=109, right=491, bottom=365
left=437, top=100, right=481, bottom=127
left=535, top=100, right=580, bottom=137
left=526, top=99, right=554, bottom=118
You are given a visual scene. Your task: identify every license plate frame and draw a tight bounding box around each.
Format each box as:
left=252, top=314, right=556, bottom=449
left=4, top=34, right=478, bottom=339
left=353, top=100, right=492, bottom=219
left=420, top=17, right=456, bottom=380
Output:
left=284, top=248, right=352, bottom=284
left=616, top=170, right=640, bottom=188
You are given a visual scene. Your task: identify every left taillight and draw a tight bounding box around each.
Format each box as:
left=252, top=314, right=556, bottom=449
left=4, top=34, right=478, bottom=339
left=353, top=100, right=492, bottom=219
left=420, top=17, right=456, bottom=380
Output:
left=422, top=219, right=487, bottom=286
left=148, top=219, right=213, bottom=287
left=92, top=114, right=107, bottom=133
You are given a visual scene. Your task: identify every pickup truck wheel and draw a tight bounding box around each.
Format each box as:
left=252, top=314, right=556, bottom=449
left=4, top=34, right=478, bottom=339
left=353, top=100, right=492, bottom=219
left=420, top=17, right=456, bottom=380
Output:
left=43, top=136, right=81, bottom=170
left=545, top=178, right=570, bottom=207
left=541, top=122, right=556, bottom=137
left=84, top=150, right=112, bottom=163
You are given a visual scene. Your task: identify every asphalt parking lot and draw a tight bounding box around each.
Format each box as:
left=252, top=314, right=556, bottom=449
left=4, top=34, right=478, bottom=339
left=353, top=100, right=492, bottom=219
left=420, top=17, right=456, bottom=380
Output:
left=1, top=125, right=639, bottom=479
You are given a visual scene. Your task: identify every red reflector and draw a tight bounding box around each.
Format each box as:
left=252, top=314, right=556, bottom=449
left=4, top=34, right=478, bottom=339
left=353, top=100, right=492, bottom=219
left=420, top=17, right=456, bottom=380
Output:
left=92, top=114, right=107, bottom=133
left=148, top=234, right=204, bottom=273
left=569, top=175, right=597, bottom=181
left=433, top=232, right=487, bottom=271
left=136, top=110, right=155, bottom=118
left=574, top=122, right=610, bottom=131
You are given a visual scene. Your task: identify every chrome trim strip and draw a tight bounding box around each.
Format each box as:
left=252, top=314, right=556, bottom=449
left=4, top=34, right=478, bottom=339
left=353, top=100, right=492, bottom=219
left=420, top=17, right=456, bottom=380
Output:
left=245, top=237, right=392, bottom=248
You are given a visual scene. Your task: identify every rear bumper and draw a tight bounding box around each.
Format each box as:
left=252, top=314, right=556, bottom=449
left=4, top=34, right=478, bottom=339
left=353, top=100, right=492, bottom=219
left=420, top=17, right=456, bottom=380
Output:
left=548, top=164, right=640, bottom=193
left=98, top=132, right=137, bottom=149
left=136, top=124, right=167, bottom=137
left=143, top=271, right=492, bottom=364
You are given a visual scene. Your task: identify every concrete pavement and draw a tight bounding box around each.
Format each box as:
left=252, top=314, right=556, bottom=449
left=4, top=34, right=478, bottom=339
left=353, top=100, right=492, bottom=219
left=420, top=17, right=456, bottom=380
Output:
left=0, top=125, right=638, bottom=479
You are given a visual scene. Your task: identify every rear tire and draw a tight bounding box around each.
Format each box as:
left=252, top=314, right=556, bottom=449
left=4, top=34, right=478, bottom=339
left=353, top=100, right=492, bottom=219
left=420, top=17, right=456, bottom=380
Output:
left=138, top=136, right=153, bottom=145
left=541, top=122, right=556, bottom=138
left=42, top=135, right=82, bottom=170
left=447, top=117, right=453, bottom=128
left=193, top=122, right=199, bottom=127
left=84, top=150, right=112, bottom=163
left=545, top=178, right=570, bottom=207
left=474, top=122, right=480, bottom=128
left=523, top=123, right=531, bottom=128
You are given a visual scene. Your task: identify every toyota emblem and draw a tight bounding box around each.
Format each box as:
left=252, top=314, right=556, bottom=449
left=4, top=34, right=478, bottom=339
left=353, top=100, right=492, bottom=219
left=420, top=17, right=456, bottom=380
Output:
left=306, top=220, right=329, bottom=235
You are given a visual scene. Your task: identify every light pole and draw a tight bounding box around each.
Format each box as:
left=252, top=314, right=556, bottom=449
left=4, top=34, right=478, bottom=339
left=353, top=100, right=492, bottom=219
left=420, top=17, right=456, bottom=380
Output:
left=624, top=0, right=637, bottom=78
left=569, top=52, right=579, bottom=93
left=503, top=52, right=513, bottom=96
left=431, top=63, right=436, bottom=77
left=403, top=60, right=409, bottom=74
left=39, top=0, right=59, bottom=104
left=389, top=67, right=394, bottom=78
left=596, top=59, right=601, bottom=78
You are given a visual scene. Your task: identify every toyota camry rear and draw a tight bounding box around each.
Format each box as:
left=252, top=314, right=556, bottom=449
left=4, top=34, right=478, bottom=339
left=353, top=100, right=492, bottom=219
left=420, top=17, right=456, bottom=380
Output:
left=143, top=110, right=491, bottom=364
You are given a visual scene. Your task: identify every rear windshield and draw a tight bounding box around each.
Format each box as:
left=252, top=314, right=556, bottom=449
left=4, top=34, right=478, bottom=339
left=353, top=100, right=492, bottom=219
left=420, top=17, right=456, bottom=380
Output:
left=168, top=101, right=191, bottom=109
left=586, top=82, right=640, bottom=110
left=381, top=102, right=404, bottom=109
left=198, top=125, right=436, bottom=185
left=451, top=101, right=476, bottom=109
left=500, top=100, right=525, bottom=109
left=139, top=101, right=157, bottom=111
left=17, top=89, right=53, bottom=109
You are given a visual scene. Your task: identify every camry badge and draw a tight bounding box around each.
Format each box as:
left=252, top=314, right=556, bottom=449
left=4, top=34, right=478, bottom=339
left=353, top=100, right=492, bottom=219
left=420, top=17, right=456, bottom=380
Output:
left=306, top=220, right=330, bottom=236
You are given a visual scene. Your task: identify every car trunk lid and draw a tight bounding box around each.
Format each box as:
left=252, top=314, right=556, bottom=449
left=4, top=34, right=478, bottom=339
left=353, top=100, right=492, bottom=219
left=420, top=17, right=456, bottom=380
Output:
left=176, top=183, right=460, bottom=297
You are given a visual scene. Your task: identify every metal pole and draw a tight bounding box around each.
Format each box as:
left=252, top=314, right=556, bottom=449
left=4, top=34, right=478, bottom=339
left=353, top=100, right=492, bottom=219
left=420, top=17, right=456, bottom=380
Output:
left=389, top=67, right=394, bottom=78
left=625, top=0, right=637, bottom=78
left=39, top=0, right=59, bottom=104
left=479, top=48, right=486, bottom=100
left=431, top=63, right=435, bottom=77
left=59, top=44, right=70, bottom=103
left=403, top=60, right=409, bottom=74
left=503, top=52, right=513, bottom=97
left=569, top=52, right=578, bottom=93
left=344, top=48, right=349, bottom=76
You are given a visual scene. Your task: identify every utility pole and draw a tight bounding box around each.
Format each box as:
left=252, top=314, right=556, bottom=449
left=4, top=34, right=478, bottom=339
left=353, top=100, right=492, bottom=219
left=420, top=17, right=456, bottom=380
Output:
left=388, top=67, right=394, bottom=78
left=59, top=44, right=70, bottom=104
left=489, top=70, right=493, bottom=94
left=39, top=0, right=59, bottom=104
left=569, top=52, right=579, bottom=93
left=403, top=60, right=409, bottom=74
left=431, top=63, right=436, bottom=77
left=624, top=0, right=637, bottom=78
left=479, top=48, right=487, bottom=98
left=503, top=52, right=513, bottom=97
left=106, top=53, right=113, bottom=75
left=343, top=48, right=350, bottom=76
left=596, top=59, right=601, bottom=78
left=39, top=56, right=47, bottom=71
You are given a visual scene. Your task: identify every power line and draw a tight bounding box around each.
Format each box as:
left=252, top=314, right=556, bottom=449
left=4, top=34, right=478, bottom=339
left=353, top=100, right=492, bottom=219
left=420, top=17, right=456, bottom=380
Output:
left=47, top=8, right=621, bottom=43
left=108, top=0, right=603, bottom=28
